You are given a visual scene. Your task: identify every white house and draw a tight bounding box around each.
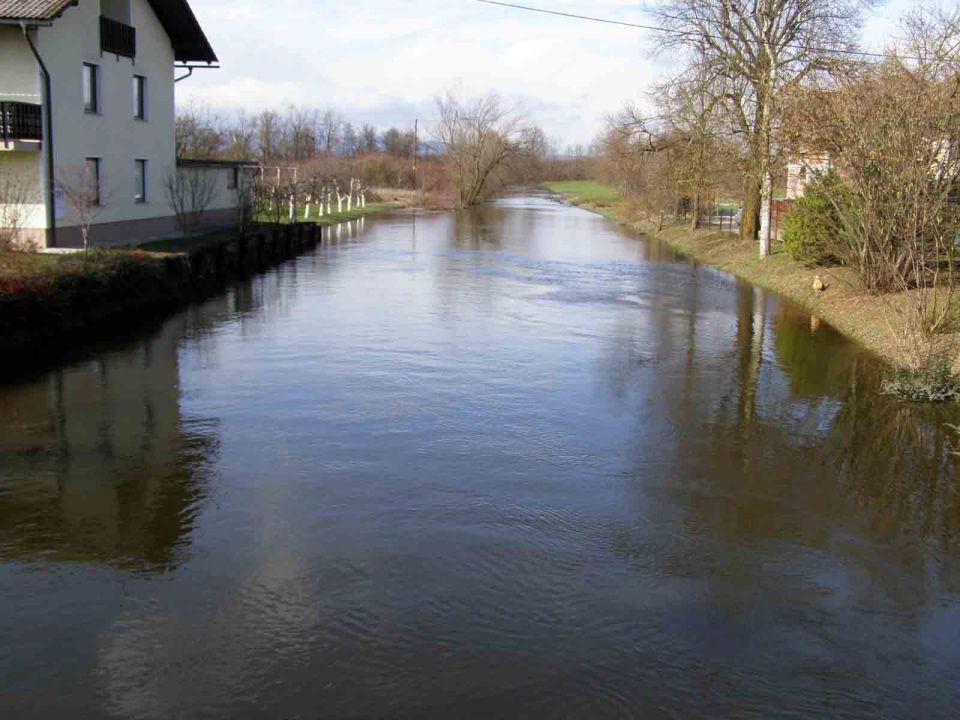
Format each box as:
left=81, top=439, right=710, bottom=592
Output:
left=0, top=0, right=249, bottom=249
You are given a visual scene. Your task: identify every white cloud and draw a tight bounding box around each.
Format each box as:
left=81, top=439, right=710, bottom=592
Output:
left=177, top=0, right=915, bottom=147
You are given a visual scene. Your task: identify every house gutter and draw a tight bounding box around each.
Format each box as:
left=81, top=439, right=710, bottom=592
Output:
left=21, top=22, right=57, bottom=248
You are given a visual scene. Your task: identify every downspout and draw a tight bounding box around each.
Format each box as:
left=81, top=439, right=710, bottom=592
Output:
left=21, top=22, right=56, bottom=248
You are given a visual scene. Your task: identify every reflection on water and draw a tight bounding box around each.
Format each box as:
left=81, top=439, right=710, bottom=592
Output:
left=0, top=315, right=219, bottom=573
left=0, top=194, right=958, bottom=718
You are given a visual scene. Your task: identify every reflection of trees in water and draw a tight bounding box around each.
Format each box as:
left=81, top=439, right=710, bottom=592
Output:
left=602, top=271, right=960, bottom=568
left=451, top=204, right=505, bottom=252
left=822, top=381, right=960, bottom=551
left=0, top=313, right=220, bottom=574
left=770, top=301, right=960, bottom=551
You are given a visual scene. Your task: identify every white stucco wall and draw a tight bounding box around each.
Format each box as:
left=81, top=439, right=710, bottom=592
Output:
left=34, top=0, right=178, bottom=231
left=177, top=166, right=252, bottom=212
left=0, top=153, right=45, bottom=239
left=0, top=26, right=46, bottom=240
left=1, top=1, right=243, bottom=247
left=0, top=25, right=40, bottom=103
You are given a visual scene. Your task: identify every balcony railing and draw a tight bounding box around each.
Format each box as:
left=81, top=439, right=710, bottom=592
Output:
left=100, top=16, right=136, bottom=59
left=0, top=102, right=42, bottom=144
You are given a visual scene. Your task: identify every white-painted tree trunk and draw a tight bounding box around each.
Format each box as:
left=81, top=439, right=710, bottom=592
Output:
left=304, top=196, right=312, bottom=220
left=758, top=173, right=772, bottom=258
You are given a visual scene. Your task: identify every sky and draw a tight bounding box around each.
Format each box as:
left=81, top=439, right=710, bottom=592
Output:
left=177, top=0, right=921, bottom=148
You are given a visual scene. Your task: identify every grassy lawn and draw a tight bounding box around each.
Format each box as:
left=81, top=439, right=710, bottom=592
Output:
left=545, top=180, right=960, bottom=371
left=260, top=202, right=399, bottom=227
left=138, top=229, right=238, bottom=255
left=0, top=251, right=60, bottom=283
left=543, top=181, right=622, bottom=207
left=0, top=249, right=162, bottom=289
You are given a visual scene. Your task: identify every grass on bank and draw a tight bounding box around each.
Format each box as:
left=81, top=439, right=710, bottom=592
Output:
left=0, top=248, right=162, bottom=289
left=543, top=181, right=621, bottom=207
left=286, top=202, right=396, bottom=227
left=544, top=180, right=960, bottom=374
left=0, top=251, right=60, bottom=283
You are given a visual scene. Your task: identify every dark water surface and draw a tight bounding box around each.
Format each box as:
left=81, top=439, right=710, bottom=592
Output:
left=2, top=194, right=959, bottom=719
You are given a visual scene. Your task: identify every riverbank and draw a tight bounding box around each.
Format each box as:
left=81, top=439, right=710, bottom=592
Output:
left=0, top=199, right=410, bottom=364
left=139, top=195, right=408, bottom=254
left=0, top=222, right=329, bottom=363
left=544, top=181, right=960, bottom=372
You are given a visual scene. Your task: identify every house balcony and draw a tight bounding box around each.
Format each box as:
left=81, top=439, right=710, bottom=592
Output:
left=0, top=101, right=42, bottom=152
left=100, top=16, right=136, bottom=59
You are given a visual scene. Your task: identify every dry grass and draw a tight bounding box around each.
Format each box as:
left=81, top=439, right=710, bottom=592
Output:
left=369, top=187, right=453, bottom=210
left=547, top=183, right=960, bottom=372
left=0, top=251, right=60, bottom=283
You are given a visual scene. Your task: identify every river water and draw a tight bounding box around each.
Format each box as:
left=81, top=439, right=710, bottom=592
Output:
left=1, top=194, right=959, bottom=718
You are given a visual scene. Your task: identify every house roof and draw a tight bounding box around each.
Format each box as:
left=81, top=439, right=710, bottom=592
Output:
left=0, top=0, right=217, bottom=63
left=0, top=0, right=76, bottom=21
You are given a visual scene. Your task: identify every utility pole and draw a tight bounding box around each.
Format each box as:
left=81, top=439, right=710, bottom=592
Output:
left=413, top=119, right=419, bottom=187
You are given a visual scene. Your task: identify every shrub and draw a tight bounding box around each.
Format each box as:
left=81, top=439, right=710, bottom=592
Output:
left=881, top=360, right=960, bottom=403
left=781, top=172, right=847, bottom=266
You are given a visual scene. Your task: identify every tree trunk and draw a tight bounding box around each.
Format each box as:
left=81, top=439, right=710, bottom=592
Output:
left=741, top=174, right=761, bottom=242
left=690, top=188, right=702, bottom=231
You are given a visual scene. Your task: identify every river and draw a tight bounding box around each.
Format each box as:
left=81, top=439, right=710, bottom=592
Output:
left=1, top=193, right=959, bottom=718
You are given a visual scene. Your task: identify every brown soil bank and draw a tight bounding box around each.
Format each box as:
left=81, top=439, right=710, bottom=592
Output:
left=544, top=181, right=960, bottom=373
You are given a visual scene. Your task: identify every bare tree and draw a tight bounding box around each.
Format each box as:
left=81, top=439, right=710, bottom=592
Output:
left=258, top=109, right=285, bottom=165
left=434, top=90, right=527, bottom=207
left=253, top=175, right=288, bottom=226
left=233, top=168, right=255, bottom=235
left=224, top=110, right=259, bottom=161
left=56, top=164, right=110, bottom=250
left=651, top=0, right=872, bottom=253
left=787, top=5, right=960, bottom=370
left=316, top=109, right=344, bottom=155
left=0, top=174, right=38, bottom=251
left=359, top=124, right=379, bottom=154
left=286, top=105, right=318, bottom=161
left=176, top=102, right=225, bottom=160
left=164, top=166, right=219, bottom=237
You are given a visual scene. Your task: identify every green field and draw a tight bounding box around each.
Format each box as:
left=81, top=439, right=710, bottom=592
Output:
left=291, top=202, right=395, bottom=227
left=543, top=181, right=622, bottom=206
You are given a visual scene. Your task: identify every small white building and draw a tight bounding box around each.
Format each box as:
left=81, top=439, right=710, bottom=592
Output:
left=785, top=152, right=832, bottom=200
left=0, top=0, right=249, bottom=249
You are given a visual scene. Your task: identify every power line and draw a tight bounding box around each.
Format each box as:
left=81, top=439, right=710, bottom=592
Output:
left=475, top=0, right=670, bottom=32
left=473, top=0, right=894, bottom=60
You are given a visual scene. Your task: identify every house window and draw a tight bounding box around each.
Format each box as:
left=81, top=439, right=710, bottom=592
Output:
left=85, top=158, right=102, bottom=206
left=133, top=75, right=147, bottom=120
left=83, top=63, right=100, bottom=114
left=134, top=159, right=147, bottom=203
left=228, top=167, right=238, bottom=190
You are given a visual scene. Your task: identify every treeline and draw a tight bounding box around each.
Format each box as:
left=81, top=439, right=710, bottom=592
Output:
left=176, top=104, right=426, bottom=165
left=592, top=1, right=960, bottom=389
left=176, top=98, right=591, bottom=201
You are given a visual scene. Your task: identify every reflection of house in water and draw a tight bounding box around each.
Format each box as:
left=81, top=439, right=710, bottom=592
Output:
left=0, top=314, right=218, bottom=573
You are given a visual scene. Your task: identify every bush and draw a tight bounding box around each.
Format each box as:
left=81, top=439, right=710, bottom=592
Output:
left=781, top=172, right=847, bottom=266
left=881, top=360, right=960, bottom=403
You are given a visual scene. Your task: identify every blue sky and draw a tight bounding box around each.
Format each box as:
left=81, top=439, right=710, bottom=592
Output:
left=178, top=0, right=921, bottom=147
